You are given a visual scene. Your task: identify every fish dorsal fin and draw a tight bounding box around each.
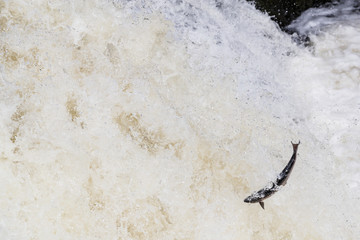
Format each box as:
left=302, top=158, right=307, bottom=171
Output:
left=259, top=202, right=265, bottom=210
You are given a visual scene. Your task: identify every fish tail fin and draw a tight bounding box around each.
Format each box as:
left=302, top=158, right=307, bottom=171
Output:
left=291, top=141, right=300, bottom=152
left=259, top=202, right=265, bottom=210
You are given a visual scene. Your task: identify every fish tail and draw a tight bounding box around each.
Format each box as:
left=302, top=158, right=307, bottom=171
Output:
left=291, top=141, right=300, bottom=152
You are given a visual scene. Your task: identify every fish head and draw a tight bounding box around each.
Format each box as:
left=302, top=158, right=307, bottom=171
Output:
left=244, top=194, right=260, bottom=203
left=244, top=196, right=252, bottom=203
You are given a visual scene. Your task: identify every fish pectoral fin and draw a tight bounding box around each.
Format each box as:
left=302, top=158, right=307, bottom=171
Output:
left=259, top=202, right=265, bottom=210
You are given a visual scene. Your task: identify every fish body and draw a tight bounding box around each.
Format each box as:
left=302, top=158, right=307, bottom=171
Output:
left=244, top=141, right=300, bottom=209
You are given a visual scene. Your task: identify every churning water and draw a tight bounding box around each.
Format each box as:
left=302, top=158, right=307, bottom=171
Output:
left=0, top=0, right=359, bottom=239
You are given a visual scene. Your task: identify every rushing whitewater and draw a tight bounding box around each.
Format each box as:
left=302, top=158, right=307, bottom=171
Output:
left=0, top=0, right=358, bottom=239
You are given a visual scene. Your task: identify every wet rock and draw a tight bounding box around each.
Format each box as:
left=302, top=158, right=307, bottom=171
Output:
left=248, top=0, right=334, bottom=31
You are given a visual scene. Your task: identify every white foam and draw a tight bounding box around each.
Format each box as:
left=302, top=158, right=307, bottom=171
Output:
left=289, top=0, right=360, bottom=213
left=0, top=0, right=359, bottom=239
left=288, top=0, right=360, bottom=36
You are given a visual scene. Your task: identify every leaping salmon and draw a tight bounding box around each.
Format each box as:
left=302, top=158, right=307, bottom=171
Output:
left=244, top=141, right=300, bottom=209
